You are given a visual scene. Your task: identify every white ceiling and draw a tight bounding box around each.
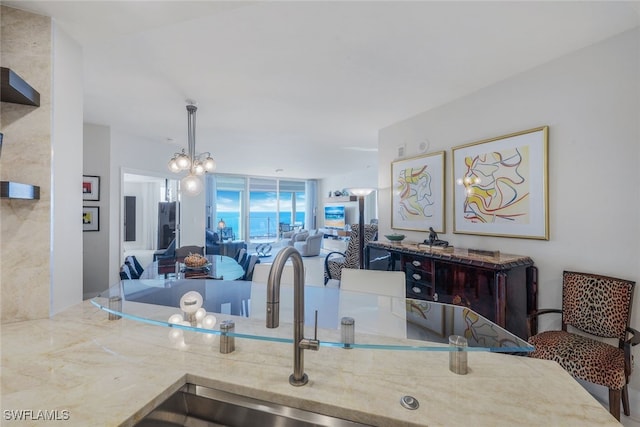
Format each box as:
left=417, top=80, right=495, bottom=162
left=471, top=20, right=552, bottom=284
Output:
left=4, top=1, right=639, bottom=179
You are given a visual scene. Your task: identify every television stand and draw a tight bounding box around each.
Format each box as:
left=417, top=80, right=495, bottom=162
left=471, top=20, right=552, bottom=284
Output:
left=319, top=228, right=350, bottom=252
left=319, top=228, right=350, bottom=238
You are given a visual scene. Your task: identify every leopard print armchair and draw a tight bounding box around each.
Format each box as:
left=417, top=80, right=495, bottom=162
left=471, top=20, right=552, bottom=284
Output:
left=528, top=271, right=638, bottom=421
left=323, top=224, right=378, bottom=285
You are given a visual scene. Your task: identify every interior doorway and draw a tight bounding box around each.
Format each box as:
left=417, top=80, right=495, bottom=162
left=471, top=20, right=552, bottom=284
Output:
left=122, top=172, right=179, bottom=268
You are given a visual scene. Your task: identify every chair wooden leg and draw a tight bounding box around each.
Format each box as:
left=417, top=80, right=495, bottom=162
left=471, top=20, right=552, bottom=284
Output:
left=609, top=388, right=621, bottom=421
left=622, top=384, right=630, bottom=416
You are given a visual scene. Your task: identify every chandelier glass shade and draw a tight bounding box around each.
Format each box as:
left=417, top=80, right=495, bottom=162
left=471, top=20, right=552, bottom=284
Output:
left=168, top=104, right=216, bottom=196
left=181, top=174, right=204, bottom=196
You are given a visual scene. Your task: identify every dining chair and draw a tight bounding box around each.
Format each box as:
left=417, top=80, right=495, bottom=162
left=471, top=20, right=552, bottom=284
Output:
left=124, top=255, right=144, bottom=279
left=119, top=263, right=132, bottom=280
left=340, top=269, right=406, bottom=297
left=527, top=270, right=638, bottom=421
left=153, top=238, right=176, bottom=262
left=240, top=254, right=260, bottom=281
left=252, top=263, right=300, bottom=285
left=339, top=269, right=407, bottom=338
left=235, top=248, right=247, bottom=263
left=175, top=245, right=204, bottom=260
left=324, top=224, right=378, bottom=285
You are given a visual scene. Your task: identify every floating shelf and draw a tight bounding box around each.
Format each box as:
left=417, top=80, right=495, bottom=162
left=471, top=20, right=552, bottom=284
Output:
left=1, top=181, right=40, bottom=200
left=1, top=71, right=41, bottom=199
left=324, top=196, right=357, bottom=203
left=1, top=67, right=40, bottom=106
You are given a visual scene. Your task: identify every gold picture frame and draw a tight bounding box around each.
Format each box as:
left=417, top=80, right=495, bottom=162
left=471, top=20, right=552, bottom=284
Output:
left=452, top=126, right=549, bottom=240
left=391, top=151, right=445, bottom=233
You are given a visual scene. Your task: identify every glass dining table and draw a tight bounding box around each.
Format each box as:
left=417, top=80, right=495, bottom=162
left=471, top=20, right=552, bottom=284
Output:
left=142, top=255, right=245, bottom=281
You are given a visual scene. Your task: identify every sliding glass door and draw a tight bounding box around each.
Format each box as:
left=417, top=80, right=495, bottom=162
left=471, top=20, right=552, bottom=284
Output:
left=249, top=178, right=278, bottom=243
left=279, top=180, right=306, bottom=230
left=209, top=175, right=245, bottom=241
left=207, top=175, right=315, bottom=244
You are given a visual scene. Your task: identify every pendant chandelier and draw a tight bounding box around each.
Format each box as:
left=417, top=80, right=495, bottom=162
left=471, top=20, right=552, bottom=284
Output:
left=168, top=103, right=216, bottom=196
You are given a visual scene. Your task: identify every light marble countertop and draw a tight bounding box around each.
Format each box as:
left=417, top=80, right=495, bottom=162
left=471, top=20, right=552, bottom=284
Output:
left=1, top=301, right=619, bottom=426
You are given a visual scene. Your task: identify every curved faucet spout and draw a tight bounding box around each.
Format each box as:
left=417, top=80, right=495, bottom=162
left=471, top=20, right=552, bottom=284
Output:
left=266, top=246, right=305, bottom=328
left=266, top=246, right=319, bottom=386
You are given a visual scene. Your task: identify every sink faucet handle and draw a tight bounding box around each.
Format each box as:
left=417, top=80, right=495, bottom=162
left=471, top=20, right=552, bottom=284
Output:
left=300, top=310, right=320, bottom=351
left=313, top=310, right=318, bottom=341
left=300, top=338, right=320, bottom=351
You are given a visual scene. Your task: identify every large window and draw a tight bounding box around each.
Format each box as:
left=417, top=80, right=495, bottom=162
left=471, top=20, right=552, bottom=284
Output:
left=207, top=175, right=315, bottom=244
left=249, top=178, right=278, bottom=242
left=208, top=175, right=245, bottom=240
left=279, top=180, right=307, bottom=228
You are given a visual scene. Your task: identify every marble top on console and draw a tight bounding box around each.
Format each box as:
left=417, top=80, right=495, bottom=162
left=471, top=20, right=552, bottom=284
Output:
left=368, top=240, right=534, bottom=270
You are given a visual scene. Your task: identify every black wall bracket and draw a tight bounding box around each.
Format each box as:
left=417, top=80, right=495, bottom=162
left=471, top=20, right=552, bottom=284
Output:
left=1, top=67, right=40, bottom=106
left=1, top=181, right=40, bottom=200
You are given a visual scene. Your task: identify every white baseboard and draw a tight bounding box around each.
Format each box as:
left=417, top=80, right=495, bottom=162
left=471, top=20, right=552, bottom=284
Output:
left=629, top=386, right=640, bottom=414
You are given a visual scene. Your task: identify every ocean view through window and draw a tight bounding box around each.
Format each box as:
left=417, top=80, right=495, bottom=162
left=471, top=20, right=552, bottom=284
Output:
left=217, top=211, right=306, bottom=241
left=210, top=176, right=314, bottom=244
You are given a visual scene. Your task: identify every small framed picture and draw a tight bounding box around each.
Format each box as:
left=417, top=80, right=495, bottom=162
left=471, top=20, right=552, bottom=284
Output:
left=83, top=206, right=100, bottom=232
left=82, top=175, right=100, bottom=201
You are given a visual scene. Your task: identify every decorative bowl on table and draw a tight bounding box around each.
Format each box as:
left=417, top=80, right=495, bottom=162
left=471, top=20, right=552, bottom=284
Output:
left=384, top=234, right=405, bottom=242
left=183, top=253, right=210, bottom=270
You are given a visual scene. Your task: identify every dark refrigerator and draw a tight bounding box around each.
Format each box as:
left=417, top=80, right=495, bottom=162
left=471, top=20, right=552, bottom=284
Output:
left=157, top=201, right=176, bottom=249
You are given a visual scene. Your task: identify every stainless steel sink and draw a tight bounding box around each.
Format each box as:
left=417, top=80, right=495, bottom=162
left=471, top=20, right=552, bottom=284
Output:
left=134, top=383, right=371, bottom=427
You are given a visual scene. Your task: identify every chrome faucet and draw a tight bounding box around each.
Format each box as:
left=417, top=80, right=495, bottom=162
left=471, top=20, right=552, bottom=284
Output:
left=266, top=246, right=319, bottom=386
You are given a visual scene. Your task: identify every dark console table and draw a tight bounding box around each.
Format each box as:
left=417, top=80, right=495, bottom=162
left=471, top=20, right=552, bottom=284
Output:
left=365, top=241, right=537, bottom=339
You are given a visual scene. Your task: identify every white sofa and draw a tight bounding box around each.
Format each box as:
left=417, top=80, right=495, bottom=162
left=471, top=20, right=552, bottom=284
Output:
left=291, top=230, right=323, bottom=256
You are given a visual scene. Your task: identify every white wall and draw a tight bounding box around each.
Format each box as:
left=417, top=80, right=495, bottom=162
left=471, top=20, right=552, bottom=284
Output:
left=51, top=23, right=83, bottom=314
left=123, top=180, right=162, bottom=251
left=83, top=123, right=111, bottom=299
left=319, top=166, right=378, bottom=227
left=379, top=29, right=639, bottom=392
left=180, top=190, right=206, bottom=247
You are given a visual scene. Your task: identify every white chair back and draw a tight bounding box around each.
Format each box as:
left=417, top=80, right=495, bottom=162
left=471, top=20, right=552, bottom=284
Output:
left=340, top=269, right=406, bottom=297
left=339, top=269, right=407, bottom=338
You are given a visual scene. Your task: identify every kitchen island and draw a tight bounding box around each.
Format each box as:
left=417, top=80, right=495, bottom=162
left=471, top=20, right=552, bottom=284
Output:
left=1, top=295, right=618, bottom=426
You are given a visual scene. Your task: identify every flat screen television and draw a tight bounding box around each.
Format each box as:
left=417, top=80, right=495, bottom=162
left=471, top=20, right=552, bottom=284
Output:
left=324, top=205, right=345, bottom=228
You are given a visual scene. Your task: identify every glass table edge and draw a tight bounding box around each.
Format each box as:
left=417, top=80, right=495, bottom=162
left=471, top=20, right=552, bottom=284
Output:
left=90, top=295, right=534, bottom=354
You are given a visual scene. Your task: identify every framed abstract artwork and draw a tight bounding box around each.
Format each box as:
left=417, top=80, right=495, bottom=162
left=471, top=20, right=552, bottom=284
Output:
left=83, top=206, right=100, bottom=232
left=452, top=126, right=549, bottom=240
left=391, top=151, right=445, bottom=233
left=82, top=175, right=100, bottom=201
